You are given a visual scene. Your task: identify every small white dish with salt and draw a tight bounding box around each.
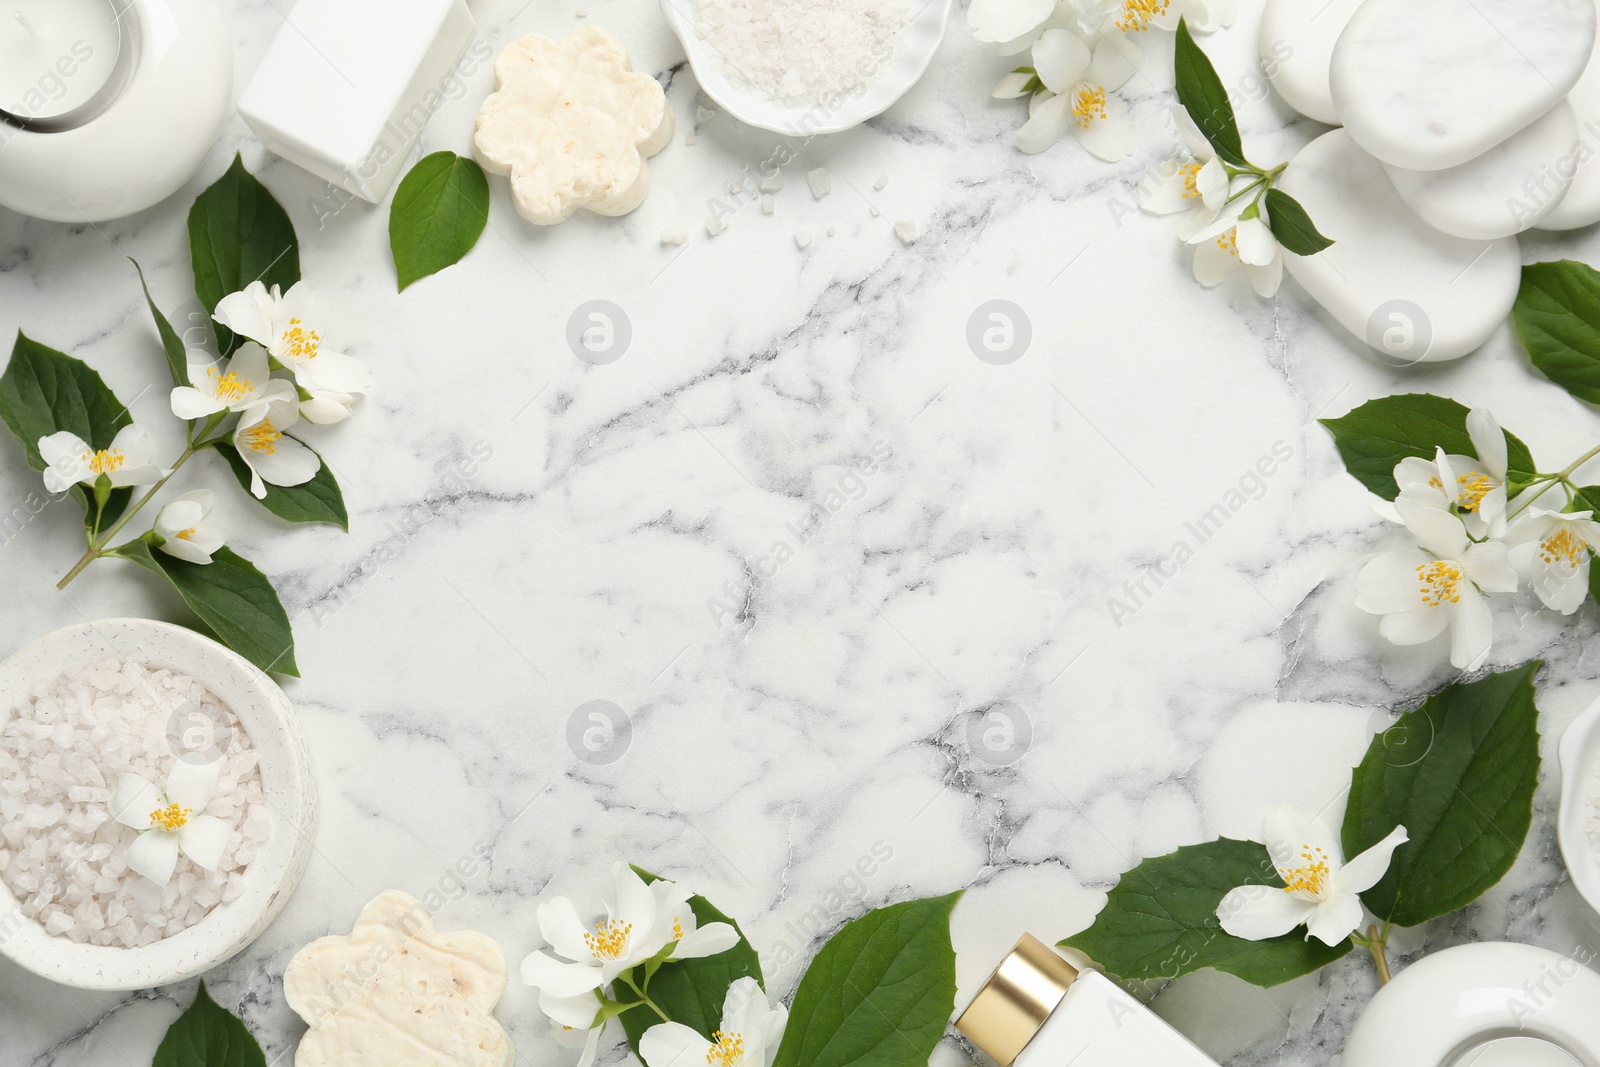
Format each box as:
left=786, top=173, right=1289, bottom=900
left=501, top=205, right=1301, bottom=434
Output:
left=0, top=619, right=316, bottom=990
left=661, top=0, right=953, bottom=134
left=1558, top=690, right=1600, bottom=919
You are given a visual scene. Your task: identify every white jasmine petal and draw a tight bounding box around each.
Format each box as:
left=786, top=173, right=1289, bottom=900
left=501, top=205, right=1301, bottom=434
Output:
left=968, top=0, right=1056, bottom=43
left=109, top=773, right=161, bottom=831
left=1447, top=589, right=1494, bottom=669
left=126, top=828, right=181, bottom=886
left=1033, top=29, right=1091, bottom=93
left=176, top=814, right=231, bottom=871
left=165, top=756, right=220, bottom=811
left=1218, top=808, right=1405, bottom=947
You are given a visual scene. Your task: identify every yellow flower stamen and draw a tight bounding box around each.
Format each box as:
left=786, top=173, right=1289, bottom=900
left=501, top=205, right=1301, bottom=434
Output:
left=1540, top=527, right=1586, bottom=570
left=176, top=527, right=198, bottom=541
left=1071, top=85, right=1108, bottom=128
left=207, top=366, right=253, bottom=404
left=241, top=419, right=282, bottom=455
left=149, top=802, right=191, bottom=832
left=1455, top=472, right=1494, bottom=512
left=707, top=1031, right=745, bottom=1067
left=1179, top=161, right=1202, bottom=199
left=1279, top=845, right=1329, bottom=896
left=83, top=448, right=125, bottom=475
left=1416, top=560, right=1463, bottom=606
left=584, top=919, right=633, bottom=961
left=672, top=916, right=684, bottom=940
left=1215, top=228, right=1239, bottom=258
left=282, top=317, right=321, bottom=361
left=1115, top=0, right=1169, bottom=31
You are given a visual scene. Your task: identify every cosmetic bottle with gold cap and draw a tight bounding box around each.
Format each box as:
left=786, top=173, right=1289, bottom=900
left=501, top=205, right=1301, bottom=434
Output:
left=955, top=935, right=1219, bottom=1067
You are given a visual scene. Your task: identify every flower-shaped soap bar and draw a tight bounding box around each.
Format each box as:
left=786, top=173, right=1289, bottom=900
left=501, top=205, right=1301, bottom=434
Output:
left=284, top=890, right=514, bottom=1067
left=474, top=27, right=675, bottom=225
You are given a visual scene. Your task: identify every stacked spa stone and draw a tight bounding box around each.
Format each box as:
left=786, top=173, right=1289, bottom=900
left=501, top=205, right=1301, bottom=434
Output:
left=1259, top=0, right=1599, bottom=361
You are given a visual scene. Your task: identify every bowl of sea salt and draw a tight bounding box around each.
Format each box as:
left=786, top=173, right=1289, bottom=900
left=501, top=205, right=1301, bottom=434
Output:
left=662, top=0, right=953, bottom=134
left=0, top=619, right=316, bottom=990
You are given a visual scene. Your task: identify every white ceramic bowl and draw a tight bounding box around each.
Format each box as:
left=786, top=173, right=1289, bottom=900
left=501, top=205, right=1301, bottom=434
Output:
left=0, top=619, right=316, bottom=990
left=1558, top=692, right=1600, bottom=919
left=660, top=0, right=953, bottom=135
left=1341, top=942, right=1600, bottom=1065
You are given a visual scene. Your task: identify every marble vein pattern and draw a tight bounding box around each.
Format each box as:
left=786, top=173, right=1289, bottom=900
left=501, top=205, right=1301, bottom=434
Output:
left=5, top=2, right=1600, bottom=1066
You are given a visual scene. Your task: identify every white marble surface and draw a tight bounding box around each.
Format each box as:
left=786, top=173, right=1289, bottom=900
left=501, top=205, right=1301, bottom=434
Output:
left=7, top=2, right=1600, bottom=1065
left=1331, top=0, right=1595, bottom=171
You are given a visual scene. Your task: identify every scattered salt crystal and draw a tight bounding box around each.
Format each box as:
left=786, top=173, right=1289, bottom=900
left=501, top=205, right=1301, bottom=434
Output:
left=686, top=132, right=699, bottom=145
left=873, top=173, right=889, bottom=190
left=869, top=205, right=880, bottom=217
left=660, top=227, right=688, bottom=245
left=827, top=226, right=837, bottom=237
left=762, top=194, right=776, bottom=214
left=575, top=7, right=588, bottom=15
left=895, top=219, right=918, bottom=243
left=807, top=168, right=831, bottom=198
left=0, top=658, right=263, bottom=948
left=696, top=105, right=716, bottom=123
left=760, top=170, right=784, bottom=193
left=795, top=227, right=813, bottom=248
left=706, top=214, right=729, bottom=236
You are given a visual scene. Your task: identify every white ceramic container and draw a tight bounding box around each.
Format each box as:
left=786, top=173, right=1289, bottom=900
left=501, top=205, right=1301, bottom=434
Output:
left=0, top=0, right=232, bottom=222
left=1341, top=942, right=1600, bottom=1066
left=0, top=619, right=316, bottom=990
left=1558, top=691, right=1600, bottom=919
left=660, top=0, right=952, bottom=135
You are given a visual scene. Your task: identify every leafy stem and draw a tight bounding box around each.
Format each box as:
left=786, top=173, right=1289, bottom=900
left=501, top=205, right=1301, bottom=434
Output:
left=1173, top=17, right=1332, bottom=255
left=614, top=974, right=669, bottom=1022
left=55, top=414, right=230, bottom=590
left=1507, top=442, right=1600, bottom=521
left=1349, top=923, right=1392, bottom=984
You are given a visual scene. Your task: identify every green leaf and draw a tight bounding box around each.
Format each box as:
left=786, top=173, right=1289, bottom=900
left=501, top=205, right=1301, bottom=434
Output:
left=215, top=441, right=347, bottom=529
left=389, top=152, right=490, bottom=291
left=116, top=539, right=299, bottom=676
left=773, top=892, right=960, bottom=1067
left=0, top=331, right=133, bottom=530
left=132, top=258, right=192, bottom=390
left=1514, top=260, right=1600, bottom=405
left=1173, top=18, right=1247, bottom=168
left=1264, top=188, right=1334, bottom=255
left=1318, top=393, right=1537, bottom=499
left=188, top=154, right=300, bottom=356
left=1343, top=662, right=1542, bottom=928
left=618, top=871, right=765, bottom=1054
left=152, top=981, right=267, bottom=1067
left=1060, top=839, right=1351, bottom=987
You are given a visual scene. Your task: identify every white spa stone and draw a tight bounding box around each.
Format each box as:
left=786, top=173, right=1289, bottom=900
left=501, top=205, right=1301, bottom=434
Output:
left=1329, top=0, right=1596, bottom=171
left=1276, top=130, right=1522, bottom=362
left=1540, top=19, right=1600, bottom=229
left=1258, top=0, right=1364, bottom=125
left=1383, top=100, right=1579, bottom=238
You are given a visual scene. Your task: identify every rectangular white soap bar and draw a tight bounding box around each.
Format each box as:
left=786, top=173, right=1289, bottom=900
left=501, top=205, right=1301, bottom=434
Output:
left=239, top=0, right=476, bottom=203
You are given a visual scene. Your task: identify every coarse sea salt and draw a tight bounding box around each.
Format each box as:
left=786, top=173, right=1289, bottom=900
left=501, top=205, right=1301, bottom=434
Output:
left=0, top=658, right=266, bottom=948
left=693, top=0, right=908, bottom=106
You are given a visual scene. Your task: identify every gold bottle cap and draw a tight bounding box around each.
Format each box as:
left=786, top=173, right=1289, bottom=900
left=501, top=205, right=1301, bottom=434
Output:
left=955, top=934, right=1080, bottom=1067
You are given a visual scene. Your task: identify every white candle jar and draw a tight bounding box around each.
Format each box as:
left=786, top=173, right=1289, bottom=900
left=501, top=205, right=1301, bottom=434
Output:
left=1342, top=943, right=1600, bottom=1066
left=0, top=0, right=231, bottom=222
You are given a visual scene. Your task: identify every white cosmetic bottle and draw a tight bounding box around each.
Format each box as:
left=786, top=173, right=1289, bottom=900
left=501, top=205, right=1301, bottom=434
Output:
left=956, top=935, right=1220, bottom=1067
